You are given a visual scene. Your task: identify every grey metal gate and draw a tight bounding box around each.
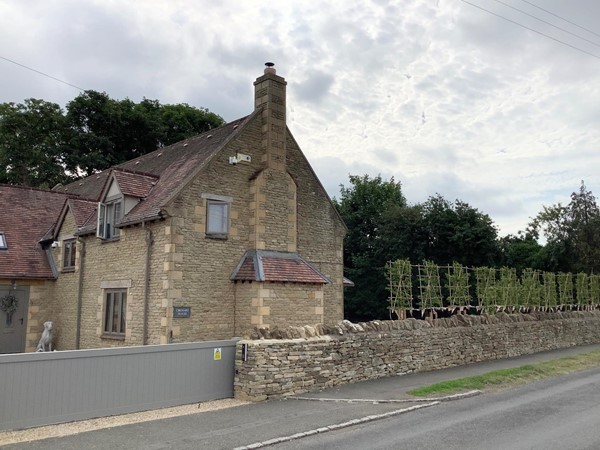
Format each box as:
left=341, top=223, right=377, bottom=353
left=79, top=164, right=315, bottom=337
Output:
left=0, top=339, right=238, bottom=431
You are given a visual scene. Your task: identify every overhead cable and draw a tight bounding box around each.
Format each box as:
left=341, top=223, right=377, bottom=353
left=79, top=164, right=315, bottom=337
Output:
left=491, top=0, right=600, bottom=48
left=518, top=0, right=600, bottom=39
left=0, top=55, right=85, bottom=91
left=461, top=0, right=600, bottom=60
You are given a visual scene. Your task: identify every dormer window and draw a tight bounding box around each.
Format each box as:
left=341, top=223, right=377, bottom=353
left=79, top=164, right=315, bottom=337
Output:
left=0, top=233, right=6, bottom=249
left=97, top=200, right=123, bottom=239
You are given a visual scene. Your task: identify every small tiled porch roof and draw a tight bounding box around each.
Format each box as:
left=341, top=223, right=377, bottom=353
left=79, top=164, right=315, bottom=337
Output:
left=231, top=250, right=331, bottom=284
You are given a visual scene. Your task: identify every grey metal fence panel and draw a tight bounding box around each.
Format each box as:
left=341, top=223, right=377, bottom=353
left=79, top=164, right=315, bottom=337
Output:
left=0, top=339, right=238, bottom=431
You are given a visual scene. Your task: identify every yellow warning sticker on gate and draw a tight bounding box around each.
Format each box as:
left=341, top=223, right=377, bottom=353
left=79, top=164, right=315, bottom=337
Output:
left=214, top=348, right=222, bottom=360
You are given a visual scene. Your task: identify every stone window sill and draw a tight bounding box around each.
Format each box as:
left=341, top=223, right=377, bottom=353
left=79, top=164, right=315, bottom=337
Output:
left=206, top=234, right=228, bottom=240
left=100, top=237, right=121, bottom=244
left=101, top=333, right=125, bottom=341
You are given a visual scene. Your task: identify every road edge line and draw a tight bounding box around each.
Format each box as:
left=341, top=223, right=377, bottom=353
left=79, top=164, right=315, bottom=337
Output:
left=232, top=401, right=440, bottom=450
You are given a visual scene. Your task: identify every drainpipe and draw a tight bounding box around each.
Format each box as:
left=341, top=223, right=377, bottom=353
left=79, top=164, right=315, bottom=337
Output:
left=75, top=238, right=85, bottom=349
left=143, top=224, right=154, bottom=345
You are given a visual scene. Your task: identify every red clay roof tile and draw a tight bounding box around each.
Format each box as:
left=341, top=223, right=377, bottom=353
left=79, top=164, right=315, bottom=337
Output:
left=0, top=185, right=68, bottom=279
left=231, top=250, right=330, bottom=284
left=112, top=170, right=158, bottom=198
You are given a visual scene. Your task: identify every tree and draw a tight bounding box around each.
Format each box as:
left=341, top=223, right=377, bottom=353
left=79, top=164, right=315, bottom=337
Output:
left=498, top=233, right=545, bottom=272
left=528, top=181, right=600, bottom=273
left=568, top=182, right=600, bottom=273
left=0, top=91, right=225, bottom=187
left=64, top=91, right=225, bottom=177
left=421, top=195, right=500, bottom=267
left=378, top=204, right=428, bottom=264
left=0, top=99, right=70, bottom=188
left=337, top=176, right=502, bottom=321
left=334, top=175, right=407, bottom=321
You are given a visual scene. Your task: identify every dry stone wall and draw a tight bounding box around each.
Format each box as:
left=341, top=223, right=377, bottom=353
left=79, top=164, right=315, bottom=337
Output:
left=234, top=311, right=600, bottom=401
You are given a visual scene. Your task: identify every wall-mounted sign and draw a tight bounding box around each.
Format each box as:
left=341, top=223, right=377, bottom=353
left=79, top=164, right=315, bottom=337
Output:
left=173, top=306, right=191, bottom=318
left=214, top=348, right=222, bottom=361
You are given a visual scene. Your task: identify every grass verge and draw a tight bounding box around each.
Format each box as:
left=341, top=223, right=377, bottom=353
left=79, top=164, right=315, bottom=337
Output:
left=408, top=349, right=600, bottom=397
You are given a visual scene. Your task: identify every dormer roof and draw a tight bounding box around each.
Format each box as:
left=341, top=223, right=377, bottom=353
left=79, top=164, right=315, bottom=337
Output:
left=112, top=169, right=158, bottom=198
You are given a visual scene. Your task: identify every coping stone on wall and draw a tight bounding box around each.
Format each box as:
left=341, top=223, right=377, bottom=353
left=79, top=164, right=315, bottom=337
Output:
left=241, top=311, right=600, bottom=340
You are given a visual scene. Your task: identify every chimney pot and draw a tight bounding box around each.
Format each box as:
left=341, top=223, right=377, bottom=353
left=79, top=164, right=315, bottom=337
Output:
left=264, top=62, right=276, bottom=74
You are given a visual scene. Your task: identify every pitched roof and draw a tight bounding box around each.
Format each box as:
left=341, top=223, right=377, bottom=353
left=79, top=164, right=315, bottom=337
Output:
left=0, top=185, right=68, bottom=279
left=58, top=116, right=252, bottom=229
left=231, top=250, right=331, bottom=284
left=68, top=198, right=97, bottom=228
left=112, top=169, right=158, bottom=198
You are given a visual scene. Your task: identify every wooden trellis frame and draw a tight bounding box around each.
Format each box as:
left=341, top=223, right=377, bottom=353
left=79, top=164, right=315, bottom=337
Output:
left=557, top=272, right=574, bottom=306
left=576, top=273, right=590, bottom=306
left=445, top=262, right=471, bottom=307
left=386, top=259, right=412, bottom=319
left=475, top=267, right=496, bottom=310
left=498, top=267, right=519, bottom=307
left=384, top=259, right=600, bottom=320
left=541, top=271, right=557, bottom=308
left=520, top=269, right=541, bottom=307
left=417, top=261, right=443, bottom=309
left=590, top=274, right=600, bottom=305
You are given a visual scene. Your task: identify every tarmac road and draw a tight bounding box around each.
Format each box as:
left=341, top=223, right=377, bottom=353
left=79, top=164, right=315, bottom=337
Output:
left=4, top=343, right=600, bottom=450
left=270, top=366, right=600, bottom=450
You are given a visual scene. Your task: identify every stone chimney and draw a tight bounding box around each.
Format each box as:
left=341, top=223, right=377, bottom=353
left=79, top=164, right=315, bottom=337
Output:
left=254, top=62, right=287, bottom=171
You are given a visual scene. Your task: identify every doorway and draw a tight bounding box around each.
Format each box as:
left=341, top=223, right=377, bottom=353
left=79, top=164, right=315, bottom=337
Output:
left=0, top=285, right=29, bottom=353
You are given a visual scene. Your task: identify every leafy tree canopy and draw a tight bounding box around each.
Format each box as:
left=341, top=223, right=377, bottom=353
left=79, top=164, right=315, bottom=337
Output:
left=421, top=195, right=500, bottom=267
left=0, top=90, right=225, bottom=187
left=336, top=176, right=501, bottom=321
left=334, top=175, right=406, bottom=321
left=0, top=99, right=68, bottom=188
left=528, top=181, right=600, bottom=273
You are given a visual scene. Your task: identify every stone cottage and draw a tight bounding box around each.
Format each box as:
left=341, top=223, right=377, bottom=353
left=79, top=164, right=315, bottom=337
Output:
left=0, top=65, right=347, bottom=353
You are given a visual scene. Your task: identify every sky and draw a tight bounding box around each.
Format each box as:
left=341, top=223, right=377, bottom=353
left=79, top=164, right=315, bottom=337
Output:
left=1, top=0, right=599, bottom=237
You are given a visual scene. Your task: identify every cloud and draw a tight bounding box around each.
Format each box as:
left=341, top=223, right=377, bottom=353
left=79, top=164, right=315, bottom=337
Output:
left=293, top=71, right=335, bottom=105
left=0, top=0, right=599, bottom=238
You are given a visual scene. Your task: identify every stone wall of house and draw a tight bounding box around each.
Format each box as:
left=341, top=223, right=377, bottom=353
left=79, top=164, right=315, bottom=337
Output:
left=50, top=210, right=79, bottom=350
left=77, top=221, right=167, bottom=348
left=286, top=135, right=345, bottom=324
left=263, top=283, right=324, bottom=328
left=233, top=282, right=325, bottom=335
left=167, top=118, right=262, bottom=342
left=234, top=311, right=600, bottom=401
left=169, top=114, right=345, bottom=341
left=23, top=281, right=55, bottom=352
left=261, top=170, right=297, bottom=252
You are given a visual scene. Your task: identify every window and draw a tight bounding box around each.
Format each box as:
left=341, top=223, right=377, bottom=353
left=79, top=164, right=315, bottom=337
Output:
left=206, top=200, right=229, bottom=237
left=103, top=289, right=127, bottom=337
left=63, top=239, right=76, bottom=270
left=0, top=233, right=6, bottom=249
left=97, top=201, right=123, bottom=239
